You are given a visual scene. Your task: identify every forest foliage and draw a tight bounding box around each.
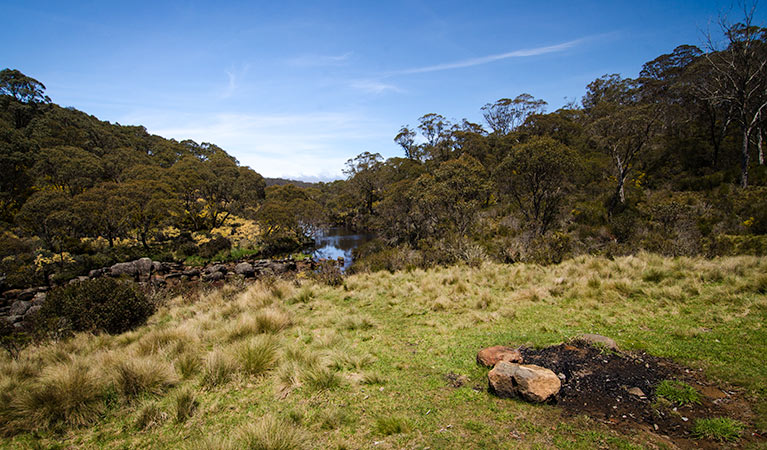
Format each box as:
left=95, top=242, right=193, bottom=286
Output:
left=1, top=10, right=767, bottom=287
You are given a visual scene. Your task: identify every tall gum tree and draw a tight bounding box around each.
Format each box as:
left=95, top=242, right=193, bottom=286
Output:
left=704, top=5, right=767, bottom=187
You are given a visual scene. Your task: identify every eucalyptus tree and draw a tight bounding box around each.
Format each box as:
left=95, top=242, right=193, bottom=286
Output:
left=704, top=6, right=767, bottom=186
left=481, top=93, right=547, bottom=136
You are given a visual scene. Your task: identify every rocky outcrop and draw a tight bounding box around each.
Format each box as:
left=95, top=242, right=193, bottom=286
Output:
left=234, top=262, right=254, bottom=277
left=109, top=257, right=154, bottom=281
left=477, top=346, right=523, bottom=367
left=488, top=362, right=561, bottom=403
left=2, top=256, right=340, bottom=327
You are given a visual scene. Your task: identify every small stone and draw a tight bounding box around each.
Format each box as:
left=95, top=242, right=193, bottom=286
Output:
left=9, top=300, right=31, bottom=316
left=476, top=345, right=523, bottom=367
left=579, top=333, right=618, bottom=350
left=627, top=387, right=646, bottom=397
left=204, top=271, right=225, bottom=282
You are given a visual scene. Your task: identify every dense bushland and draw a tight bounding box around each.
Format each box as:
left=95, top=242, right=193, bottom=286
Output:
left=2, top=10, right=767, bottom=288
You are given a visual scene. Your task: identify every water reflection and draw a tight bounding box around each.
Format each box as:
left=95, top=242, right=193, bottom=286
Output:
left=311, top=227, right=374, bottom=271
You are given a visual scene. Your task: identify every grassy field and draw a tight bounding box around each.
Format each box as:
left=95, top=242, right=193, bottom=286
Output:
left=1, top=253, right=766, bottom=449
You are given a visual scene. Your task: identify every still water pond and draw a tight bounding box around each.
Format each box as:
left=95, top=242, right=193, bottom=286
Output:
left=311, top=227, right=374, bottom=271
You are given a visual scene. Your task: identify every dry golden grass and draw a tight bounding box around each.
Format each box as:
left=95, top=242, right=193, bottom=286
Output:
left=0, top=254, right=764, bottom=449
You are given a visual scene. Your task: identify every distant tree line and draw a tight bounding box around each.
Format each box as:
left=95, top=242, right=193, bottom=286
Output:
left=1, top=8, right=766, bottom=284
left=319, top=11, right=767, bottom=270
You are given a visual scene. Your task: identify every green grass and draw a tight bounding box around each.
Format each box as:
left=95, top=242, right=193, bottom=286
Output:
left=655, top=380, right=701, bottom=406
left=692, top=417, right=745, bottom=442
left=374, top=416, right=410, bottom=436
left=0, top=254, right=765, bottom=449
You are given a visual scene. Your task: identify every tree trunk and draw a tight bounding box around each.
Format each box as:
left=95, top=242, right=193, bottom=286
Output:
left=617, top=176, right=626, bottom=204
left=759, top=127, right=764, bottom=165
left=741, top=128, right=750, bottom=188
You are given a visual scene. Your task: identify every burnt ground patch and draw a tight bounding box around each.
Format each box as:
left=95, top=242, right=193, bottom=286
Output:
left=518, top=340, right=764, bottom=448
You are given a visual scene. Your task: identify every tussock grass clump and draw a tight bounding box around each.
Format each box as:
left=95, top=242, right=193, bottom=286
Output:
left=374, top=416, right=410, bottom=436
left=176, top=352, right=201, bottom=379
left=283, top=343, right=320, bottom=367
left=339, top=314, right=374, bottom=331
left=360, top=372, right=386, bottom=385
left=112, top=356, right=178, bottom=399
left=747, top=274, right=767, bottom=294
left=174, top=387, right=199, bottom=423
left=189, top=436, right=235, bottom=450
left=692, top=417, right=744, bottom=442
left=136, top=327, right=199, bottom=356
left=134, top=401, right=166, bottom=430
left=226, top=315, right=262, bottom=342
left=255, top=308, right=292, bottom=334
left=13, top=360, right=105, bottom=431
left=238, top=335, right=279, bottom=376
left=303, top=365, right=342, bottom=391
left=201, top=350, right=238, bottom=387
left=318, top=408, right=354, bottom=430
left=237, top=414, right=306, bottom=450
left=287, top=285, right=314, bottom=304
left=330, top=348, right=375, bottom=371
left=430, top=296, right=452, bottom=311
left=285, top=407, right=305, bottom=425
left=642, top=268, right=668, bottom=284
left=655, top=380, right=701, bottom=406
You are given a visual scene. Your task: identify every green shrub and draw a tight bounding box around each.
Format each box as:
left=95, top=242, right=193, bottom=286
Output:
left=655, top=380, right=700, bottom=405
left=199, top=236, right=232, bottom=259
left=313, top=260, right=343, bottom=286
left=692, top=417, right=744, bottom=442
left=177, top=242, right=200, bottom=258
left=40, top=278, right=154, bottom=335
left=0, top=320, right=30, bottom=359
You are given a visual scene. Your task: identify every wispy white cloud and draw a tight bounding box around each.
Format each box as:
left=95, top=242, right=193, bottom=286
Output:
left=389, top=38, right=588, bottom=76
left=286, top=52, right=353, bottom=67
left=220, top=65, right=250, bottom=99
left=349, top=79, right=403, bottom=94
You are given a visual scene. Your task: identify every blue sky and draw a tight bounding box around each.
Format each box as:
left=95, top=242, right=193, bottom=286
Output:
left=2, top=1, right=763, bottom=180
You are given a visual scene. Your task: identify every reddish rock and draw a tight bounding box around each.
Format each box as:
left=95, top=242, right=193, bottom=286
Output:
left=477, top=345, right=523, bottom=367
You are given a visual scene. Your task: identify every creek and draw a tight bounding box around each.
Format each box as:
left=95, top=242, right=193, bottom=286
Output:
left=311, top=227, right=374, bottom=271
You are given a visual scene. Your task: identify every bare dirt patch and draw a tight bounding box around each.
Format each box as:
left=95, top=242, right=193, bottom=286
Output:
left=518, top=340, right=764, bottom=448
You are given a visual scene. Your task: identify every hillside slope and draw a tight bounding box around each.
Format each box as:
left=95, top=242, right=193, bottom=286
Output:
left=1, top=254, right=766, bottom=449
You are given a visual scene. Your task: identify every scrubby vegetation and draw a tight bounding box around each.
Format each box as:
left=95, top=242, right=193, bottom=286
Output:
left=40, top=278, right=155, bottom=335
left=0, top=254, right=764, bottom=448
left=3, top=9, right=767, bottom=289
